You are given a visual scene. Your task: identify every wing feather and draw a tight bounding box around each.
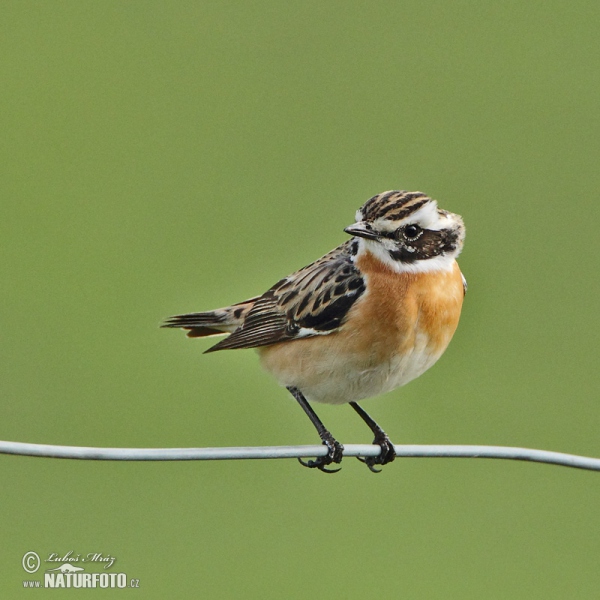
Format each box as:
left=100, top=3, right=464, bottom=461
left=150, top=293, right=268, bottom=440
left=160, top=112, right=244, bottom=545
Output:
left=206, top=241, right=365, bottom=352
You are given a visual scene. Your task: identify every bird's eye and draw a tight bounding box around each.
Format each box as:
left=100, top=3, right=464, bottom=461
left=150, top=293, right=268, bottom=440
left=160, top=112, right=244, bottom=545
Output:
left=403, top=224, right=421, bottom=240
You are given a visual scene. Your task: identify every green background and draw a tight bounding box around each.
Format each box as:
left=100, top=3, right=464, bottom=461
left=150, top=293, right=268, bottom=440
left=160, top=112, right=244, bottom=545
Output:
left=2, top=1, right=600, bottom=597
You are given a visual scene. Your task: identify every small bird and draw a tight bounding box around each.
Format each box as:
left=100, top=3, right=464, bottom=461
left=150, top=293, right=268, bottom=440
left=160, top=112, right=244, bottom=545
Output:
left=163, top=191, right=466, bottom=473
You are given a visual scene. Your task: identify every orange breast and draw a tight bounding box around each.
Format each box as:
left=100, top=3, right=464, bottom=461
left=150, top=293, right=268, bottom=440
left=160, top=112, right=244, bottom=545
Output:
left=258, top=252, right=465, bottom=404
left=352, top=252, right=465, bottom=359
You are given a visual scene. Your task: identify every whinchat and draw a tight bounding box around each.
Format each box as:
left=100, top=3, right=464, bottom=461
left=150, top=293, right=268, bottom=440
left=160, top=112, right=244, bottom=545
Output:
left=163, top=191, right=466, bottom=472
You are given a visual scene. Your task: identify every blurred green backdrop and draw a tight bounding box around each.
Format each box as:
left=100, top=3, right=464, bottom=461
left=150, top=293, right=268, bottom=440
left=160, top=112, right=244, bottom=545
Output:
left=2, top=1, right=600, bottom=598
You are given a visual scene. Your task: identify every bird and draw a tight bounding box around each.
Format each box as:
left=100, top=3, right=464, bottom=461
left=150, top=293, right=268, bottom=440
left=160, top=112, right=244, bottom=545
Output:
left=162, top=190, right=466, bottom=473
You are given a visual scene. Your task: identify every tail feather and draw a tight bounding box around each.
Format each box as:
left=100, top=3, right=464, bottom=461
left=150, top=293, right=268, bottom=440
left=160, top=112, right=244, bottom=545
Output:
left=162, top=311, right=228, bottom=328
left=185, top=326, right=227, bottom=339
left=161, top=297, right=258, bottom=340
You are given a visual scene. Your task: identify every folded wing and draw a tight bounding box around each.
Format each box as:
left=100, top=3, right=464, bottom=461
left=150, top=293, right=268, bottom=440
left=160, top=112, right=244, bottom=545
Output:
left=205, top=241, right=365, bottom=352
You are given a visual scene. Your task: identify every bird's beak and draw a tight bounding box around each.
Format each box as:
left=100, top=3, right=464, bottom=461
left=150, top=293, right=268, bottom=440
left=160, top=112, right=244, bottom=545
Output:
left=344, top=222, right=379, bottom=240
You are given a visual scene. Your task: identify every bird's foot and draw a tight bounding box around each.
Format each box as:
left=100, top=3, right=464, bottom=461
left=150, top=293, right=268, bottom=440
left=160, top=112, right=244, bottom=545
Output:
left=357, top=433, right=396, bottom=473
left=298, top=435, right=344, bottom=473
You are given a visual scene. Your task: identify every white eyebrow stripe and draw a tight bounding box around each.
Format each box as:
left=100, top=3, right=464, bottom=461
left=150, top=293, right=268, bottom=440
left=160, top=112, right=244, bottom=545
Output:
left=405, top=201, right=440, bottom=229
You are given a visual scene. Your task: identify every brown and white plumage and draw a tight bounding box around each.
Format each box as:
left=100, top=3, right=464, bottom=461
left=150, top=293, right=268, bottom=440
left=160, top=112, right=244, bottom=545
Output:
left=163, top=190, right=466, bottom=472
left=163, top=240, right=366, bottom=352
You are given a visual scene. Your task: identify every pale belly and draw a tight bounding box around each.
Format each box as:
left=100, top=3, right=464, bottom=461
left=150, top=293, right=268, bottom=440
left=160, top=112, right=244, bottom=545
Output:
left=258, top=329, right=446, bottom=405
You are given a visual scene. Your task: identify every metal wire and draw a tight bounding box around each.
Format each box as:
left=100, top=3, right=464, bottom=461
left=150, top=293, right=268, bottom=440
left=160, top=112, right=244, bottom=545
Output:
left=1, top=439, right=599, bottom=471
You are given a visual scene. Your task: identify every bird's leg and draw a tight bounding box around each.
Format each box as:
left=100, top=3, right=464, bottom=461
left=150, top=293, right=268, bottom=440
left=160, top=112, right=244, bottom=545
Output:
left=287, top=386, right=344, bottom=473
left=349, top=402, right=396, bottom=473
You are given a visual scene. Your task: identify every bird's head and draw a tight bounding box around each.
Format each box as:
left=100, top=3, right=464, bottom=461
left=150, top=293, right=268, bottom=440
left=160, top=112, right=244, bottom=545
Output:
left=344, top=191, right=465, bottom=273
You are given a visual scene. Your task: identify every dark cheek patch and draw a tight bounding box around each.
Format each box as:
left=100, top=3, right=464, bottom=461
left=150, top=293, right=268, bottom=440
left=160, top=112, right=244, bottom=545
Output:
left=390, top=229, right=459, bottom=262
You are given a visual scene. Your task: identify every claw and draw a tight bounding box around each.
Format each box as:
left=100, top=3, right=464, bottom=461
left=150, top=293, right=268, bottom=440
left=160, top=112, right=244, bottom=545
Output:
left=356, top=456, right=382, bottom=473
left=297, top=457, right=341, bottom=473
left=359, top=435, right=396, bottom=473
left=348, top=402, right=395, bottom=473
left=287, top=386, right=343, bottom=474
left=298, top=438, right=344, bottom=473
left=320, top=465, right=342, bottom=474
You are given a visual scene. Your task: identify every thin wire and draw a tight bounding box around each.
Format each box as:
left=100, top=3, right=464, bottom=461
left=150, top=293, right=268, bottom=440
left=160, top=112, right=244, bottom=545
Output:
left=1, top=440, right=599, bottom=471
